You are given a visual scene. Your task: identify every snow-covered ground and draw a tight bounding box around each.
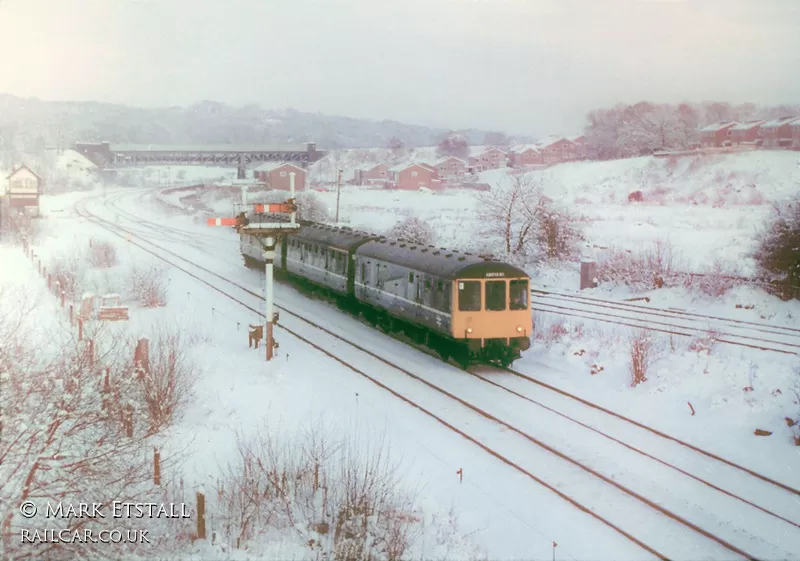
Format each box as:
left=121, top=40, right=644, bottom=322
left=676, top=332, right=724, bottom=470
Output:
left=4, top=148, right=800, bottom=560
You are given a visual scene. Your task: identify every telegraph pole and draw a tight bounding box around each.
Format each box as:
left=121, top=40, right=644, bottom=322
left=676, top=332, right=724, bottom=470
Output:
left=335, top=168, right=342, bottom=224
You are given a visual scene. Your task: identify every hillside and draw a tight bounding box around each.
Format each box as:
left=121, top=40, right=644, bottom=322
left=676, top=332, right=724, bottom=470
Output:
left=0, top=94, right=529, bottom=157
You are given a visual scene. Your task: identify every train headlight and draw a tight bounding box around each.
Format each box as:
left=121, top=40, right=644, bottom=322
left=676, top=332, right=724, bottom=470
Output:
left=516, top=326, right=523, bottom=333
left=466, top=327, right=473, bottom=334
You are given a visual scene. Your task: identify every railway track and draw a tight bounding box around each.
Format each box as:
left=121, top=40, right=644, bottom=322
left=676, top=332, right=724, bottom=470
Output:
left=69, top=191, right=800, bottom=560
left=531, top=288, right=800, bottom=356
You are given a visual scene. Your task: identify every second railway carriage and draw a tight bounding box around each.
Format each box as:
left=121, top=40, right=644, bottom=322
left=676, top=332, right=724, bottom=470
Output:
left=354, top=240, right=531, bottom=366
left=239, top=221, right=532, bottom=367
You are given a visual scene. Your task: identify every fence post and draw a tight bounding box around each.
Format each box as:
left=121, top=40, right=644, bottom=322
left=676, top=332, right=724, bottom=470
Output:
left=78, top=319, right=83, bottom=341
left=580, top=260, right=597, bottom=290
left=153, top=448, right=161, bottom=486
left=47, top=273, right=52, bottom=289
left=196, top=492, right=206, bottom=540
left=69, top=304, right=74, bottom=325
left=134, top=337, right=150, bottom=376
left=125, top=405, right=134, bottom=438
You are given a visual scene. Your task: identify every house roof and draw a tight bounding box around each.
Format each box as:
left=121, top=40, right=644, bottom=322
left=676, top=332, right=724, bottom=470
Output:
left=698, top=122, right=737, bottom=132
left=6, top=164, right=43, bottom=181
left=254, top=161, right=306, bottom=172
left=535, top=135, right=575, bottom=149
left=509, top=143, right=541, bottom=154
left=435, top=157, right=467, bottom=166
left=729, top=120, right=766, bottom=131
left=389, top=162, right=437, bottom=173
left=760, top=116, right=798, bottom=129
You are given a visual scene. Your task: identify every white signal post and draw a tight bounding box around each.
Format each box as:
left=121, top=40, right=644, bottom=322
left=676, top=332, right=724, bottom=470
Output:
left=207, top=171, right=301, bottom=362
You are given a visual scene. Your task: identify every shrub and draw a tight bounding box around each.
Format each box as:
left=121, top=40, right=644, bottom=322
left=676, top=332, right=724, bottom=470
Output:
left=49, top=250, right=88, bottom=301
left=215, top=422, right=421, bottom=560
left=755, top=199, right=800, bottom=299
left=129, top=262, right=169, bottom=307
left=88, top=238, right=118, bottom=268
left=133, top=329, right=197, bottom=433
left=629, top=329, right=654, bottom=387
left=388, top=216, right=435, bottom=246
left=628, top=190, right=644, bottom=202
left=596, top=240, right=684, bottom=291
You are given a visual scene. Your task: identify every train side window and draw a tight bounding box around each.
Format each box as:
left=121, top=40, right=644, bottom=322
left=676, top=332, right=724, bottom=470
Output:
left=485, top=281, right=506, bottom=311
left=361, top=263, right=367, bottom=283
left=408, top=272, right=414, bottom=283
left=509, top=279, right=529, bottom=310
left=458, top=281, right=481, bottom=311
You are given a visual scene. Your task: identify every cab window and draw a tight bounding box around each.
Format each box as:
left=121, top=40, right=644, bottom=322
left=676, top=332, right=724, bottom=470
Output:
left=458, top=281, right=481, bottom=311
left=509, top=279, right=529, bottom=310
left=485, top=281, right=506, bottom=311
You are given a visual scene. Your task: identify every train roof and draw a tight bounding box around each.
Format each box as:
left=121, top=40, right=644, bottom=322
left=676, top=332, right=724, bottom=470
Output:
left=356, top=239, right=529, bottom=280
left=292, top=221, right=377, bottom=250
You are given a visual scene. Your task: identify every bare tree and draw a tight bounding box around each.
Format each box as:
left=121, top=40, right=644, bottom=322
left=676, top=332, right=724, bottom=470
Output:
left=128, top=262, right=169, bottom=307
left=388, top=216, right=435, bottom=246
left=478, top=174, right=580, bottom=264
left=134, top=327, right=198, bottom=434
left=0, top=325, right=169, bottom=560
left=436, top=133, right=470, bottom=161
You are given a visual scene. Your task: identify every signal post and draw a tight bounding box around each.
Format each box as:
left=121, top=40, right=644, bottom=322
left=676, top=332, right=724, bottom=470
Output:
left=208, top=173, right=301, bottom=361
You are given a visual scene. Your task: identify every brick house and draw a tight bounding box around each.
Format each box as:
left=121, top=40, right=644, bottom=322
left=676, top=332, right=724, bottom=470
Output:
left=5, top=164, right=43, bottom=217
left=390, top=163, right=441, bottom=190
left=354, top=162, right=391, bottom=185
left=728, top=121, right=765, bottom=144
left=698, top=122, right=737, bottom=147
left=254, top=162, right=306, bottom=190
left=760, top=117, right=797, bottom=148
left=536, top=136, right=578, bottom=164
left=508, top=144, right=543, bottom=167
left=435, top=157, right=467, bottom=181
left=791, top=119, right=800, bottom=149
left=569, top=135, right=587, bottom=159
left=468, top=148, right=507, bottom=172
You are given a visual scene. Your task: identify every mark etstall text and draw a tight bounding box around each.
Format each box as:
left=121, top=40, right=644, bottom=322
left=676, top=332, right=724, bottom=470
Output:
left=44, top=502, right=191, bottom=519
left=21, top=528, right=150, bottom=544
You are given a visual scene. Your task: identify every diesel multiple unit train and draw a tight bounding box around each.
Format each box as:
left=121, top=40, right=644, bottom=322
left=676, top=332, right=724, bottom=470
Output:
left=240, top=221, right=532, bottom=367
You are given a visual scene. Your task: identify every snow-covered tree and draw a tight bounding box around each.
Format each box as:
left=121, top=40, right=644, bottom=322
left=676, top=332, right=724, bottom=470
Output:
left=755, top=199, right=800, bottom=298
left=387, top=217, right=435, bottom=246
left=436, top=133, right=469, bottom=161
left=477, top=174, right=581, bottom=264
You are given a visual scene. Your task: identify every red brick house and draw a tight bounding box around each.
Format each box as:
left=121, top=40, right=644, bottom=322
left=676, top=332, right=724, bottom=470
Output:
left=435, top=157, right=467, bottom=181
left=354, top=162, right=391, bottom=185
left=390, top=163, right=441, bottom=190
left=699, top=122, right=737, bottom=147
left=760, top=117, right=797, bottom=148
left=509, top=144, right=543, bottom=167
left=254, top=162, right=306, bottom=190
left=569, top=135, right=587, bottom=159
left=536, top=136, right=578, bottom=164
left=791, top=119, right=800, bottom=149
left=468, top=148, right=507, bottom=172
left=728, top=121, right=765, bottom=144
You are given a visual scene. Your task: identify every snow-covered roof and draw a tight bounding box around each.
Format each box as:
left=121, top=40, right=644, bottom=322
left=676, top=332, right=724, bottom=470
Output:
left=729, top=120, right=765, bottom=131
left=535, top=135, right=574, bottom=149
left=509, top=143, right=541, bottom=154
left=6, top=164, right=42, bottom=180
left=254, top=161, right=306, bottom=172
left=760, top=116, right=798, bottom=129
left=389, top=162, right=437, bottom=173
left=435, top=157, right=467, bottom=166
left=698, top=122, right=737, bottom=133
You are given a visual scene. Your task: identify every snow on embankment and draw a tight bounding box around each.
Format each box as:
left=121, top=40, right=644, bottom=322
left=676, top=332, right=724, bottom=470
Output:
left=478, top=150, right=800, bottom=206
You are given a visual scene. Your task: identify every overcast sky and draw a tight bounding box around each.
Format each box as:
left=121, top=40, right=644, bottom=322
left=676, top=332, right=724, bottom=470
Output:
left=0, top=0, right=798, bottom=136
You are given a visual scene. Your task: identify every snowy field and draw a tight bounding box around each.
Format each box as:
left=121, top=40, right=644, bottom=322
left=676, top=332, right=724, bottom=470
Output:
left=3, top=149, right=800, bottom=560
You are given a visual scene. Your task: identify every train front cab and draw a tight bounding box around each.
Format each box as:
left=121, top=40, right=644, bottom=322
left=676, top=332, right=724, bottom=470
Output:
left=450, top=275, right=531, bottom=366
